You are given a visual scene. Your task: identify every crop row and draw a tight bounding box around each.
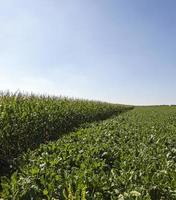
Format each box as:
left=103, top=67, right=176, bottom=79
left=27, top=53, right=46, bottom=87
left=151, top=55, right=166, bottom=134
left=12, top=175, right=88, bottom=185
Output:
left=0, top=92, right=132, bottom=176
left=1, top=106, right=176, bottom=199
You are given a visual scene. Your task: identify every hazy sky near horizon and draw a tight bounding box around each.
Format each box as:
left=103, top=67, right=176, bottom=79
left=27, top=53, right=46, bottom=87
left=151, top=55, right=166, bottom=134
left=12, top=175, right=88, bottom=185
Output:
left=0, top=0, right=176, bottom=105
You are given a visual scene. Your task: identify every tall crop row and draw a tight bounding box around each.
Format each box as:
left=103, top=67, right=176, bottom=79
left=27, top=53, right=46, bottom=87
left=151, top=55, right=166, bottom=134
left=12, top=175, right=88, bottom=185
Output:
left=0, top=92, right=132, bottom=173
left=1, top=106, right=176, bottom=199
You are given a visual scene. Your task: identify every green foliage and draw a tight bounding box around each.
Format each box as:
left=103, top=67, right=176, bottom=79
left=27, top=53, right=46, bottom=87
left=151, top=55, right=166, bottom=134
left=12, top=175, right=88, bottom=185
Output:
left=1, top=106, right=176, bottom=199
left=0, top=91, right=132, bottom=176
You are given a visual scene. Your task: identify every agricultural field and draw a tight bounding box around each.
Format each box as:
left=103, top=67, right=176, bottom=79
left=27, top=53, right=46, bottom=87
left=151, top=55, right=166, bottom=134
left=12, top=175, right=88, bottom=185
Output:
left=0, top=92, right=132, bottom=177
left=0, top=101, right=176, bottom=199
left=1, top=102, right=176, bottom=200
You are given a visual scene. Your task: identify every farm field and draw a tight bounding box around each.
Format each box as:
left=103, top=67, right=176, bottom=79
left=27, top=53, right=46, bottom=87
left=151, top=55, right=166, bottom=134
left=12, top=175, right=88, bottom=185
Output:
left=0, top=103, right=176, bottom=199
left=0, top=92, right=131, bottom=178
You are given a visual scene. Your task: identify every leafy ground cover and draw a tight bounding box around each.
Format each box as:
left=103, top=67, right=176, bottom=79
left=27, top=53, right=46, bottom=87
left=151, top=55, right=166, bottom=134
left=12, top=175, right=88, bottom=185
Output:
left=1, top=106, right=176, bottom=199
left=0, top=92, right=131, bottom=176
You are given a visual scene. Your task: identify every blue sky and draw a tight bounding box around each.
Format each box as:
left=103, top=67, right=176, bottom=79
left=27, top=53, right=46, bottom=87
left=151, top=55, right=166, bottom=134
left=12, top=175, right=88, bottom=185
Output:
left=0, top=0, right=176, bottom=105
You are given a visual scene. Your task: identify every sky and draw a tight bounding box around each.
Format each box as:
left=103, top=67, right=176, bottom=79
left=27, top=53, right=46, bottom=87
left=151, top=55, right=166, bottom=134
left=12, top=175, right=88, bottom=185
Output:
left=0, top=0, right=176, bottom=105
